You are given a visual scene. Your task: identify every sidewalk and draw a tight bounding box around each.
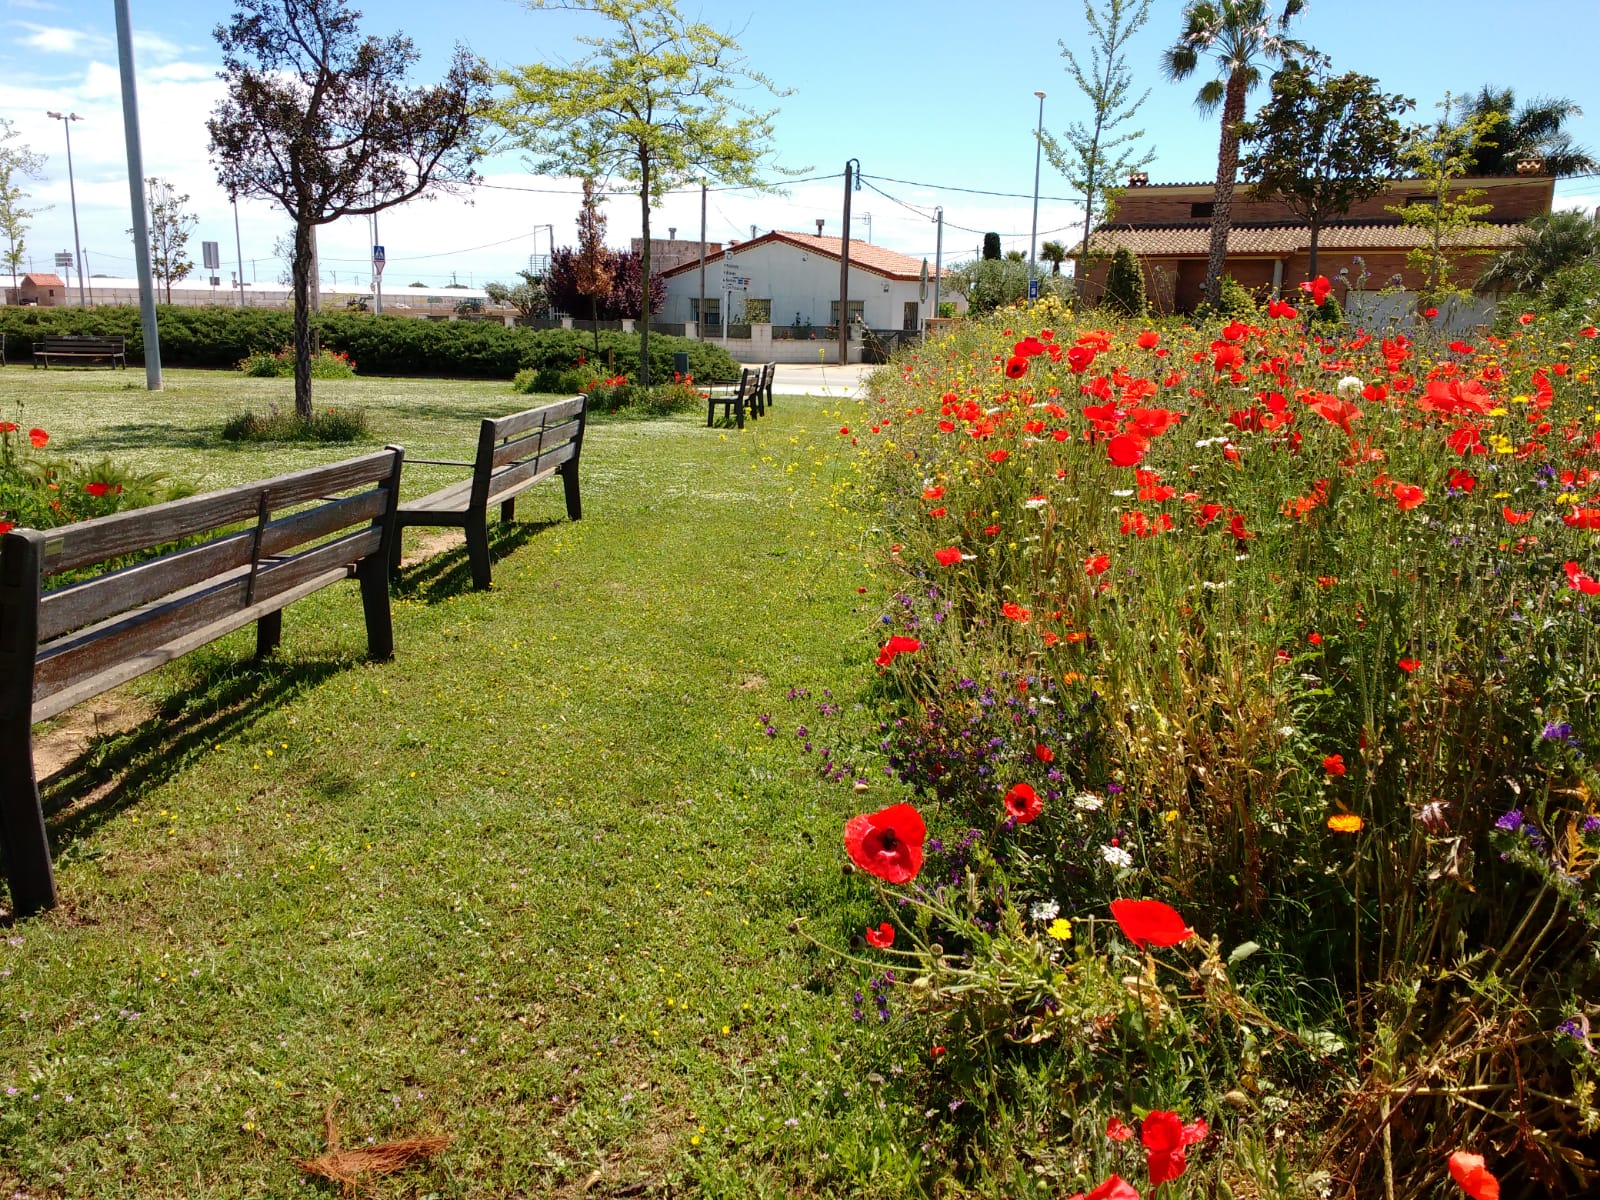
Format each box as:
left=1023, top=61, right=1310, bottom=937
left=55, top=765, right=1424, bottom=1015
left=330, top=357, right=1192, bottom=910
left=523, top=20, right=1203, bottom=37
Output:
left=742, top=361, right=879, bottom=398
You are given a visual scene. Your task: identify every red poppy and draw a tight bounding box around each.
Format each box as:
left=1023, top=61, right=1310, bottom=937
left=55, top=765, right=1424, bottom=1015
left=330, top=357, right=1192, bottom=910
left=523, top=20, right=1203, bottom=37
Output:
left=0, top=522, right=12, bottom=536
left=85, top=482, right=110, bottom=497
left=1001, top=601, right=1031, bottom=623
left=1266, top=298, right=1299, bottom=320
left=1084, top=553, right=1111, bottom=576
left=1502, top=507, right=1532, bottom=524
left=1448, top=340, right=1475, bottom=355
left=1518, top=312, right=1535, bottom=325
left=0, top=421, right=15, bottom=433
left=1298, top=275, right=1332, bottom=306
left=1398, top=658, right=1421, bottom=673
left=983, top=524, right=1001, bottom=536
left=1109, top=898, right=1192, bottom=948
left=928, top=507, right=947, bottom=518
left=1227, top=513, right=1253, bottom=543
left=1003, top=782, right=1043, bottom=824
left=1033, top=743, right=1054, bottom=763
left=1423, top=307, right=1439, bottom=318
left=988, top=449, right=1010, bottom=464
left=1564, top=508, right=1600, bottom=530
left=1447, top=469, right=1476, bottom=493
left=843, top=803, right=926, bottom=884
left=1323, top=754, right=1346, bottom=776
left=1447, top=1150, right=1500, bottom=1200
left=934, top=547, right=962, bottom=566
left=875, top=636, right=922, bottom=667
left=28, top=428, right=48, bottom=448
left=1107, top=433, right=1147, bottom=468
left=1071, top=1177, right=1141, bottom=1200
left=1566, top=562, right=1600, bottom=595
left=1135, top=330, right=1160, bottom=350
left=1391, top=483, right=1426, bottom=512
left=1004, top=356, right=1029, bottom=380
left=1066, top=344, right=1097, bottom=373
left=1308, top=632, right=1323, bottom=645
left=865, top=922, right=895, bottom=949
left=1106, top=1116, right=1134, bottom=1142
left=922, top=485, right=945, bottom=500
left=1141, top=1110, right=1188, bottom=1184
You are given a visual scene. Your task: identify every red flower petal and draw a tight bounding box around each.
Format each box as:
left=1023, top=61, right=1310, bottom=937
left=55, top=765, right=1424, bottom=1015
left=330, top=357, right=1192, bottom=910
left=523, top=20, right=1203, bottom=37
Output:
left=1448, top=1150, right=1500, bottom=1200
left=843, top=804, right=926, bottom=884
left=865, top=922, right=895, bottom=949
left=1109, top=898, right=1192, bottom=949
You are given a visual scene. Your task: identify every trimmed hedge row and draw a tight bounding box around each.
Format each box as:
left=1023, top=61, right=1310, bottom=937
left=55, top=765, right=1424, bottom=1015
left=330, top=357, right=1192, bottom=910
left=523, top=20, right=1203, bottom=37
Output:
left=0, top=306, right=741, bottom=382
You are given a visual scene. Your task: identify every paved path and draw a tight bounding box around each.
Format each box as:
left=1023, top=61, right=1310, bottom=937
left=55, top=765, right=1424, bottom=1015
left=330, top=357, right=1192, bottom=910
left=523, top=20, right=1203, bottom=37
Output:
left=741, top=362, right=879, bottom=398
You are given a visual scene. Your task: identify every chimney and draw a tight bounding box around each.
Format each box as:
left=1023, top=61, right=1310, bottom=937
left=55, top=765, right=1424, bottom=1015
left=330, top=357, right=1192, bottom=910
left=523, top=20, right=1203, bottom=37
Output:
left=668, top=226, right=677, bottom=240
left=1128, top=171, right=1149, bottom=187
left=816, top=219, right=825, bottom=236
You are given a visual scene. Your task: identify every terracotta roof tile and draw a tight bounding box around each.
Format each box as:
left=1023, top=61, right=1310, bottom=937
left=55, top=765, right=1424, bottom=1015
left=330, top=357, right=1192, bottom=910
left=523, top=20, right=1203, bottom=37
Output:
left=22, top=273, right=66, bottom=287
left=1079, top=223, right=1523, bottom=258
left=658, top=230, right=944, bottom=281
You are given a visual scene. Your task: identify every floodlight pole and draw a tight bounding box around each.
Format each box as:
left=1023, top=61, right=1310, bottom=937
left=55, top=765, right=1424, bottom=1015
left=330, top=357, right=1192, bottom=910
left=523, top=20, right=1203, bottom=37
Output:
left=1029, top=90, right=1046, bottom=284
left=232, top=195, right=245, bottom=307
left=113, top=0, right=162, bottom=390
left=45, top=111, right=85, bottom=307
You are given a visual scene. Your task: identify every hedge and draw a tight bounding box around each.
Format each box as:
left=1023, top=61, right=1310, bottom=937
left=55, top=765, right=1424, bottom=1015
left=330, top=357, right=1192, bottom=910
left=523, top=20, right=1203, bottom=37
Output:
left=0, top=306, right=741, bottom=383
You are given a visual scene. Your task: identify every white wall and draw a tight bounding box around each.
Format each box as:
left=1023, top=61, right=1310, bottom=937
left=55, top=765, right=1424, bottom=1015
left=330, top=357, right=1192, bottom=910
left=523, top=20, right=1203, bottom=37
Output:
left=661, top=243, right=930, bottom=331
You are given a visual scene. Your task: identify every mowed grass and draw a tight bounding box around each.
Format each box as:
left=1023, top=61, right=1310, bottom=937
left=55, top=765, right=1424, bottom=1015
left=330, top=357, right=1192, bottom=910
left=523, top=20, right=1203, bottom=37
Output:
left=0, top=367, right=925, bottom=1199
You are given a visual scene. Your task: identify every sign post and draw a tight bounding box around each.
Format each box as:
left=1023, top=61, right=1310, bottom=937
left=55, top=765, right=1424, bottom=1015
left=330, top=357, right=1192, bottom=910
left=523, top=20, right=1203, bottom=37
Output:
left=372, top=244, right=386, bottom=315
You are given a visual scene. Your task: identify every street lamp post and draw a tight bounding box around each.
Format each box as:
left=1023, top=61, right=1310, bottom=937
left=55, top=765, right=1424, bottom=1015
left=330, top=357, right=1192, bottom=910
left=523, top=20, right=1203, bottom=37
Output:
left=1029, top=91, right=1046, bottom=286
left=46, top=110, right=86, bottom=307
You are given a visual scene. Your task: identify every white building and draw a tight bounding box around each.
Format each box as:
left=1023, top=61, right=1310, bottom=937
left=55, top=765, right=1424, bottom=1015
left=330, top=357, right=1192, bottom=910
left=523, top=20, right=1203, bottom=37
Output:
left=1, top=274, right=496, bottom=316
left=657, top=231, right=957, bottom=361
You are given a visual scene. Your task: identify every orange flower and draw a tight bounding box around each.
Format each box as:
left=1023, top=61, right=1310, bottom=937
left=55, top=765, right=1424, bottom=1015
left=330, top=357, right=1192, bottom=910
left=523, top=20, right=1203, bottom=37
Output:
left=1327, top=813, right=1364, bottom=833
left=1447, top=1150, right=1500, bottom=1200
left=28, top=428, right=48, bottom=448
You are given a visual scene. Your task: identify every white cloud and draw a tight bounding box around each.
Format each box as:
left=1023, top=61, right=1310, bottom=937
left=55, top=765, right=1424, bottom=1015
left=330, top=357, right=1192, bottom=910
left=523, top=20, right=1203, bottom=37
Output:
left=16, top=22, right=103, bottom=56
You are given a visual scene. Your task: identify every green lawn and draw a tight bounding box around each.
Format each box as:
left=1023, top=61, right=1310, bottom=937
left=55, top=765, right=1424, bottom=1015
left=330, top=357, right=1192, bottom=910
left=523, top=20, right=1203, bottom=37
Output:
left=0, top=367, right=925, bottom=1199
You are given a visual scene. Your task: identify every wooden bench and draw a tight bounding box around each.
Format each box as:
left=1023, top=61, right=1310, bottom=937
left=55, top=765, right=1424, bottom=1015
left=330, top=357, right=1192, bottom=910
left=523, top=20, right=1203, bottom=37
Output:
left=0, top=448, right=406, bottom=917
left=392, top=396, right=586, bottom=591
left=32, top=335, right=128, bottom=369
left=706, top=367, right=761, bottom=429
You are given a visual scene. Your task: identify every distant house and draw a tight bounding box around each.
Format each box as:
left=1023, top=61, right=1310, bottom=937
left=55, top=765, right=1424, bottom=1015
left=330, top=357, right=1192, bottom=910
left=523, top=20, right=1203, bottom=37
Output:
left=657, top=230, right=954, bottom=339
left=1071, top=174, right=1552, bottom=314
left=8, top=273, right=68, bottom=306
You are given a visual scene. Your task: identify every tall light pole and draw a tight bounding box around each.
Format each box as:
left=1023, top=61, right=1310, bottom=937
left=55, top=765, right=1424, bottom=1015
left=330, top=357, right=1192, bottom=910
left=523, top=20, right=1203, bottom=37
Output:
left=113, top=0, right=162, bottom=390
left=45, top=111, right=85, bottom=307
left=1029, top=90, right=1046, bottom=285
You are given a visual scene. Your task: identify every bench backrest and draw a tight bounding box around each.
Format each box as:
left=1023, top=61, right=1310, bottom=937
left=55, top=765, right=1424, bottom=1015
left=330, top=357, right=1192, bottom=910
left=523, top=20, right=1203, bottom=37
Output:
left=0, top=448, right=403, bottom=725
left=469, top=396, right=587, bottom=512
left=35, top=336, right=125, bottom=351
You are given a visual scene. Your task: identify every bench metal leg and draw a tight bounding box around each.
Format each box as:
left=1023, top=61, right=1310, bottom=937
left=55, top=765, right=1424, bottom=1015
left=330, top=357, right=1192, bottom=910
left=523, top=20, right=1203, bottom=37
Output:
left=255, top=610, right=283, bottom=659
left=0, top=717, right=57, bottom=917
left=465, top=519, right=492, bottom=591
left=736, top=395, right=745, bottom=430
left=501, top=498, right=517, bottom=525
left=356, top=555, right=395, bottom=660
left=561, top=463, right=582, bottom=521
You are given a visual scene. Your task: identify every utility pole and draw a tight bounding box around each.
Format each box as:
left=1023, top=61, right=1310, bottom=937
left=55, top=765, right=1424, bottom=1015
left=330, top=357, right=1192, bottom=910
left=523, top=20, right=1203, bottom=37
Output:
left=231, top=195, right=245, bottom=307
left=1029, top=90, right=1046, bottom=285
left=113, top=0, right=161, bottom=390
left=46, top=111, right=86, bottom=308
left=932, top=206, right=944, bottom=326
left=372, top=208, right=382, bottom=315
left=838, top=159, right=858, bottom=367
left=698, top=182, right=707, bottom=340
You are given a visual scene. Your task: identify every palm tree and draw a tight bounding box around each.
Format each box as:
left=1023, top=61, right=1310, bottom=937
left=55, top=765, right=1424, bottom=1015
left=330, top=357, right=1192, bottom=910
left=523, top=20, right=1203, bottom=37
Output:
left=1460, top=86, right=1598, bottom=178
left=1039, top=240, right=1068, bottom=275
left=1162, top=0, right=1311, bottom=309
left=1475, top=210, right=1600, bottom=295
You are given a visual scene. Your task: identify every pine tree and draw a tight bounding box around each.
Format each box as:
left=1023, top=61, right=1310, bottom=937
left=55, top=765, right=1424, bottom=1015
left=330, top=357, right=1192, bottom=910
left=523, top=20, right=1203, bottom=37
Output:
left=1103, top=246, right=1147, bottom=315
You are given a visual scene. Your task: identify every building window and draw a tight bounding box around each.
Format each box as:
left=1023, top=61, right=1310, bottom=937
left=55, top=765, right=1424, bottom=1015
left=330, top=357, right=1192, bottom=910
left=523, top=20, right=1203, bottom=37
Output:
left=828, top=300, right=865, bottom=326
left=1190, top=202, right=1214, bottom=219
left=691, top=297, right=720, bottom=326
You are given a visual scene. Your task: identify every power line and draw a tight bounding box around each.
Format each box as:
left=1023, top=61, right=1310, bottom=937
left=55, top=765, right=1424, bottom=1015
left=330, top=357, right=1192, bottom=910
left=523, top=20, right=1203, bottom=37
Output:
left=470, top=170, right=843, bottom=198
left=861, top=171, right=1086, bottom=205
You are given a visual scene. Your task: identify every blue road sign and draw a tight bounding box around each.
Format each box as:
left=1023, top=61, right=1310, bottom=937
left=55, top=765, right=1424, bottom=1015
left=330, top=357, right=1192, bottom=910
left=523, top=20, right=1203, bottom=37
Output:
left=372, top=245, right=386, bottom=264
left=1028, top=276, right=1039, bottom=300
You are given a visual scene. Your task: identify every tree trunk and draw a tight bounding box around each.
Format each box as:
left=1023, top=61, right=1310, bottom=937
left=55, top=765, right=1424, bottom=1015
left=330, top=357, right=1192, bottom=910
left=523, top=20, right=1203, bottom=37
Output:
left=1077, top=165, right=1096, bottom=302
left=1203, top=71, right=1251, bottom=310
left=591, top=294, right=600, bottom=357
left=291, top=217, right=315, bottom=421
left=1307, top=221, right=1321, bottom=283
left=638, top=156, right=652, bottom=391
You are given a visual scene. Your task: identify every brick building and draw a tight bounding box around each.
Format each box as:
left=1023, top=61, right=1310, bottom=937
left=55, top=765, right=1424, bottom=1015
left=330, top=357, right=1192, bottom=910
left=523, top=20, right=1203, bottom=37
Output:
left=1072, top=174, right=1553, bottom=313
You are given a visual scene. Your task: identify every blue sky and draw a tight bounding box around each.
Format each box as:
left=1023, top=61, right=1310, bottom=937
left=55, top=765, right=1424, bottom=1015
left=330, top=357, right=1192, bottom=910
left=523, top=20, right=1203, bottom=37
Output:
left=2, top=0, right=1597, bottom=289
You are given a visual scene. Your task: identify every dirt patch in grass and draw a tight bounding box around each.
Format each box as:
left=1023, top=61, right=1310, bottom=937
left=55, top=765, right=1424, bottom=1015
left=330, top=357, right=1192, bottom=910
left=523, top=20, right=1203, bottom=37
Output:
left=34, top=693, right=158, bottom=781
left=400, top=529, right=466, bottom=568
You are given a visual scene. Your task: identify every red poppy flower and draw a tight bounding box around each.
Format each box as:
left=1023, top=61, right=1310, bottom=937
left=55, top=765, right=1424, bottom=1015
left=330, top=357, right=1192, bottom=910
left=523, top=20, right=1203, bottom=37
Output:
left=1566, top=562, right=1600, bottom=595
left=0, top=421, right=16, bottom=433
left=1004, top=356, right=1028, bottom=380
left=928, top=507, right=947, bottom=518
left=1077, top=1176, right=1140, bottom=1200
left=1423, top=307, right=1439, bottom=318
left=1066, top=344, right=1097, bottom=373
left=934, top=547, right=962, bottom=566
left=1106, top=1116, right=1134, bottom=1142
left=1084, top=553, right=1111, bottom=576
left=1107, top=433, right=1147, bottom=468
left=984, top=524, right=1001, bottom=536
left=875, top=636, right=921, bottom=667
left=1448, top=1150, right=1500, bottom=1200
left=1447, top=469, right=1476, bottom=493
left=1398, top=658, right=1421, bottom=673
left=988, top=449, right=1010, bottom=464
left=0, top=522, right=12, bottom=536
left=1266, top=298, right=1299, bottom=320
left=922, top=485, right=945, bottom=500
left=1323, top=754, right=1346, bottom=776
left=1227, top=513, right=1253, bottom=543
left=1502, top=507, right=1532, bottom=524
left=1109, top=898, right=1192, bottom=948
left=1141, top=1111, right=1188, bottom=1184
left=1448, top=340, right=1475, bottom=355
left=1003, top=782, right=1042, bottom=824
left=28, top=428, right=48, bottom=448
left=1033, top=743, right=1054, bottom=763
left=1564, top=508, right=1600, bottom=530
left=1135, top=330, right=1160, bottom=350
left=1391, top=483, right=1425, bottom=511
left=1298, top=275, right=1333, bottom=306
left=1518, top=312, right=1535, bottom=325
left=843, top=803, right=926, bottom=884
left=1001, top=601, right=1031, bottom=623
left=865, top=922, right=895, bottom=949
left=85, top=482, right=110, bottom=497
left=1308, top=632, right=1323, bottom=645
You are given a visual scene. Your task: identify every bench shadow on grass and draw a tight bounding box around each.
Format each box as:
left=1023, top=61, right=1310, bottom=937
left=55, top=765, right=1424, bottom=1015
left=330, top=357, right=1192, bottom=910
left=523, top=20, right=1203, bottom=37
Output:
left=392, top=518, right=560, bottom=603
left=39, top=655, right=348, bottom=862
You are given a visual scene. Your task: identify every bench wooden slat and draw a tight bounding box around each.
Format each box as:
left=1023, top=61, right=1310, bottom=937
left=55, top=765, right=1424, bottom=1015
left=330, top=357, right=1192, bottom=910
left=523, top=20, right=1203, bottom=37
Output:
left=254, top=528, right=380, bottom=603
left=397, top=479, right=475, bottom=517
left=485, top=442, right=578, bottom=501
left=37, top=531, right=256, bottom=643
left=491, top=397, right=586, bottom=441
left=30, top=568, right=350, bottom=724
left=257, top=490, right=388, bottom=559
left=489, top=417, right=584, bottom=471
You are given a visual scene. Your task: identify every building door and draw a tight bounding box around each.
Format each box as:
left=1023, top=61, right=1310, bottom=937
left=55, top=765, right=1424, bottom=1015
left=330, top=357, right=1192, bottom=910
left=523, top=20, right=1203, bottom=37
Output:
left=1175, top=260, right=1207, bottom=314
left=903, top=301, right=919, bottom=331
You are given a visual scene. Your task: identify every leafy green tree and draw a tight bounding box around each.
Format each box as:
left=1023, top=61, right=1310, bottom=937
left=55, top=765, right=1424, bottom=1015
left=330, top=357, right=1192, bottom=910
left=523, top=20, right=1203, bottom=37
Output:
left=1039, top=240, right=1068, bottom=275
left=1102, top=245, right=1147, bottom=315
left=1459, top=85, right=1598, bottom=177
left=1161, top=0, right=1311, bottom=309
left=1385, top=94, right=1502, bottom=303
left=1040, top=0, right=1156, bottom=300
left=485, top=270, right=550, bottom=319
left=947, top=257, right=1030, bottom=314
left=132, top=178, right=198, bottom=303
left=208, top=0, right=490, bottom=419
left=0, top=119, right=47, bottom=299
left=1238, top=63, right=1413, bottom=279
left=982, top=232, right=1002, bottom=260
left=1476, top=210, right=1600, bottom=295
left=494, top=0, right=785, bottom=390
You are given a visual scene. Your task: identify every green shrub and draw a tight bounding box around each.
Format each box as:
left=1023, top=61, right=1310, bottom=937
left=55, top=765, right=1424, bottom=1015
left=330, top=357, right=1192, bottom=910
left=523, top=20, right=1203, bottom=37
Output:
left=1, top=421, right=192, bottom=533
left=220, top=406, right=370, bottom=443
left=237, top=346, right=357, bottom=379
left=1102, top=246, right=1147, bottom=316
